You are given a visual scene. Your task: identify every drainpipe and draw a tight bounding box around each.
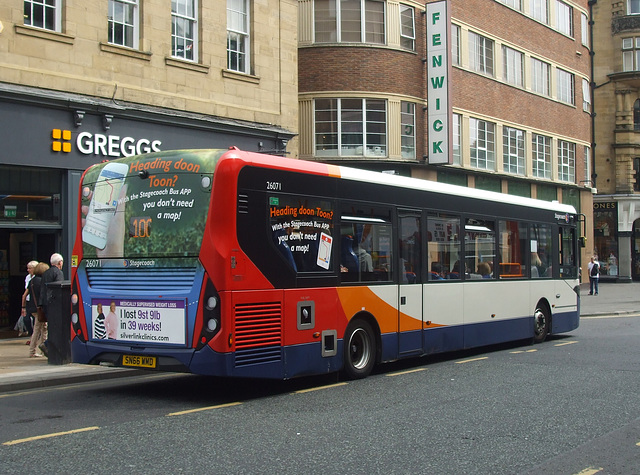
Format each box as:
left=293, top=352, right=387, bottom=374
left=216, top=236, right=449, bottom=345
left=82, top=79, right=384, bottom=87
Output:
left=588, top=0, right=597, bottom=189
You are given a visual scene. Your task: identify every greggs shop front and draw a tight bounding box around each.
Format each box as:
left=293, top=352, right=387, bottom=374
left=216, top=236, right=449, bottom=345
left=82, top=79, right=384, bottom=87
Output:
left=0, top=85, right=294, bottom=328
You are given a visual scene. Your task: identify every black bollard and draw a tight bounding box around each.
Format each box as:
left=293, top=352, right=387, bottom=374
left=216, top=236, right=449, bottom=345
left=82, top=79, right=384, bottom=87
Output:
left=46, top=280, right=72, bottom=365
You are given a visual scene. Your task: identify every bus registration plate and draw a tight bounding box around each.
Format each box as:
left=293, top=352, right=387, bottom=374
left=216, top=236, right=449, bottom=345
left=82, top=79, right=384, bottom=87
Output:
left=122, top=355, right=157, bottom=368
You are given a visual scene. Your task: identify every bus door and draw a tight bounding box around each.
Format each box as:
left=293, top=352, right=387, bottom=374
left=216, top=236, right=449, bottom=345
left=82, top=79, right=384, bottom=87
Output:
left=398, top=212, right=423, bottom=355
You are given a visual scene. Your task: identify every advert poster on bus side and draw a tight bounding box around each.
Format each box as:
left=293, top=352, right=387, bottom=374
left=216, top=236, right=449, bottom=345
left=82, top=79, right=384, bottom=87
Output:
left=269, top=195, right=334, bottom=272
left=91, top=299, right=186, bottom=345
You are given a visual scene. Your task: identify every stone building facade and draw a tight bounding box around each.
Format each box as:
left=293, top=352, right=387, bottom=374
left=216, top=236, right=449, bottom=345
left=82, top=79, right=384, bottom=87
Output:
left=0, top=0, right=298, bottom=325
left=592, top=0, right=640, bottom=281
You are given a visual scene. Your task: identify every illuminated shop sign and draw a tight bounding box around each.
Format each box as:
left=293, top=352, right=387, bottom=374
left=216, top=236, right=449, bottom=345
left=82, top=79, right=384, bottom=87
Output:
left=52, top=129, right=162, bottom=158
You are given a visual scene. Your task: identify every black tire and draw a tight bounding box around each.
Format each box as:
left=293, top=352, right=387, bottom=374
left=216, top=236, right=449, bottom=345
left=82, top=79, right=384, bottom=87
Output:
left=533, top=305, right=550, bottom=343
left=342, top=320, right=376, bottom=379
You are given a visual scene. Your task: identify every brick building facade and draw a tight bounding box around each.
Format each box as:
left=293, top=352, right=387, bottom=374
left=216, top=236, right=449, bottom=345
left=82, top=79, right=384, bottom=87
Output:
left=298, top=0, right=593, bottom=277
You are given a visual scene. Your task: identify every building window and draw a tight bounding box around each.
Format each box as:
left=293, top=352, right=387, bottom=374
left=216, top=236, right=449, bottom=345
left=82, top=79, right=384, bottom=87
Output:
left=634, top=99, right=640, bottom=130
left=451, top=25, right=460, bottom=66
left=530, top=0, right=548, bottom=24
left=531, top=58, right=550, bottom=96
left=452, top=113, right=461, bottom=165
left=470, top=117, right=495, bottom=170
left=401, top=102, right=415, bottom=159
left=227, top=0, right=250, bottom=73
left=400, top=5, right=415, bottom=51
left=314, top=0, right=385, bottom=44
left=582, top=78, right=591, bottom=113
left=172, top=0, right=197, bottom=61
left=555, top=1, right=572, bottom=36
left=622, top=37, right=640, bottom=72
left=503, top=46, right=523, bottom=87
left=630, top=0, right=640, bottom=14
left=558, top=140, right=576, bottom=183
left=581, top=13, right=588, bottom=46
left=108, top=0, right=139, bottom=48
left=314, top=98, right=387, bottom=157
left=584, top=146, right=591, bottom=186
left=24, top=0, right=61, bottom=32
left=503, top=126, right=525, bottom=175
left=532, top=133, right=551, bottom=179
left=469, top=31, right=494, bottom=76
left=557, top=68, right=574, bottom=105
left=498, top=0, right=523, bottom=11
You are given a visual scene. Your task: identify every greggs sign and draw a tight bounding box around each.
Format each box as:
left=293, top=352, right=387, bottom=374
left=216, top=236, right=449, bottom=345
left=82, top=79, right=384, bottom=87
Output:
left=52, top=129, right=162, bottom=158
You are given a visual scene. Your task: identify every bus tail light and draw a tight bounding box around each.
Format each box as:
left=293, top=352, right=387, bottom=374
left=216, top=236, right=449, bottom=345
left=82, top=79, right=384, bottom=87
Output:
left=195, top=278, right=221, bottom=350
left=71, top=279, right=86, bottom=342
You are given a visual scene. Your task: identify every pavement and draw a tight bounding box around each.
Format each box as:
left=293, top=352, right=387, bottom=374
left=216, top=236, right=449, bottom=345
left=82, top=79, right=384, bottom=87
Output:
left=0, top=281, right=637, bottom=393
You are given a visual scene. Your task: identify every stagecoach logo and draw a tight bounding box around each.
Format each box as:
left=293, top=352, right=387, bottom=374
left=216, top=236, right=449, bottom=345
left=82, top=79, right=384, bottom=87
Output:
left=123, top=259, right=156, bottom=268
left=555, top=213, right=570, bottom=223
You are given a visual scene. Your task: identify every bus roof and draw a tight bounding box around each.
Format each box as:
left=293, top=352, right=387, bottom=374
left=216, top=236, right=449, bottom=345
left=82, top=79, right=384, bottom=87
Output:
left=224, top=149, right=579, bottom=216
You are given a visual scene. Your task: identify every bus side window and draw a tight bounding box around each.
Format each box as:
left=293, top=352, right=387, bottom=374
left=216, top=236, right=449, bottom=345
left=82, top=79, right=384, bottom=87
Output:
left=340, top=206, right=393, bottom=284
left=427, top=213, right=461, bottom=280
left=558, top=226, right=577, bottom=279
left=399, top=214, right=421, bottom=284
left=530, top=223, right=552, bottom=278
left=498, top=220, right=526, bottom=279
left=465, top=218, right=495, bottom=279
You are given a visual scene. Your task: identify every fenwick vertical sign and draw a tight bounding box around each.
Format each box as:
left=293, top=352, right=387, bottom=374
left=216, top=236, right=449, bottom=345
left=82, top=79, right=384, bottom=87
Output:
left=426, top=1, right=452, bottom=165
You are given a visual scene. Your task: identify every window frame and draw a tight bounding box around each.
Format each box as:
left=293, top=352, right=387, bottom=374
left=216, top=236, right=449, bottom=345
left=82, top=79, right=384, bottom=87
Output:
left=399, top=4, right=415, bottom=51
left=108, top=0, right=139, bottom=49
left=558, top=140, right=576, bottom=183
left=530, top=0, right=549, bottom=24
left=532, top=133, right=552, bottom=179
left=314, top=0, right=386, bottom=45
left=470, top=117, right=496, bottom=171
left=622, top=37, right=640, bottom=72
left=24, top=0, right=62, bottom=32
left=555, top=0, right=573, bottom=36
left=400, top=101, right=416, bottom=159
left=629, top=0, right=640, bottom=14
left=556, top=68, right=575, bottom=105
left=451, top=24, right=460, bottom=66
left=469, top=31, right=495, bottom=77
left=172, top=0, right=198, bottom=62
left=227, top=0, right=251, bottom=74
left=503, top=45, right=524, bottom=87
left=314, top=98, right=388, bottom=158
left=503, top=126, right=525, bottom=176
left=531, top=57, right=550, bottom=96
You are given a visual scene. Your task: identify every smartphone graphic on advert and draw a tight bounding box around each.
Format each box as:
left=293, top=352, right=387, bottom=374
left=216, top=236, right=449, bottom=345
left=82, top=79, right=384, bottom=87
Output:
left=82, top=162, right=129, bottom=250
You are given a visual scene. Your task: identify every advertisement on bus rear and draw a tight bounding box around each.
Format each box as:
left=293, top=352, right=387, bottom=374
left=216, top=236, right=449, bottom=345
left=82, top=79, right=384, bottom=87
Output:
left=90, top=298, right=186, bottom=344
left=80, top=150, right=224, bottom=260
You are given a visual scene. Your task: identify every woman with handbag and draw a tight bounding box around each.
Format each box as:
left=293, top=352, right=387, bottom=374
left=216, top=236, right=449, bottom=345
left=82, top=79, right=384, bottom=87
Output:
left=28, top=262, right=49, bottom=358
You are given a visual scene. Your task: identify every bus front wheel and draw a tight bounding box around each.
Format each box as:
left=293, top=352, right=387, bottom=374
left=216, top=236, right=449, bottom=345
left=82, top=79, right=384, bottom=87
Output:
left=342, top=320, right=375, bottom=379
left=533, top=305, right=550, bottom=343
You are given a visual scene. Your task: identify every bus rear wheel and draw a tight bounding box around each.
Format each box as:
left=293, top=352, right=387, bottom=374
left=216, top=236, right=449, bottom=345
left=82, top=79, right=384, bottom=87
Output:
left=533, top=305, right=549, bottom=343
left=342, top=320, right=375, bottom=379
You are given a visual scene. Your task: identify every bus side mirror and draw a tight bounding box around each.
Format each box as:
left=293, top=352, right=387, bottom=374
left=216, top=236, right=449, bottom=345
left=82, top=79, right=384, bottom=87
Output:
left=579, top=236, right=586, bottom=248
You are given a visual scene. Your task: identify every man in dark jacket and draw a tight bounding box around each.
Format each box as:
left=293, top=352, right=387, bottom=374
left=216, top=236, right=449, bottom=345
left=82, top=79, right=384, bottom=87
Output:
left=38, top=253, right=64, bottom=356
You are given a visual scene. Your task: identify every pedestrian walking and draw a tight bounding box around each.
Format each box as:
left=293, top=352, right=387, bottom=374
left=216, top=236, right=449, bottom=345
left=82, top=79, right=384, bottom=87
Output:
left=588, top=255, right=600, bottom=295
left=38, top=253, right=64, bottom=357
left=28, top=262, right=49, bottom=357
